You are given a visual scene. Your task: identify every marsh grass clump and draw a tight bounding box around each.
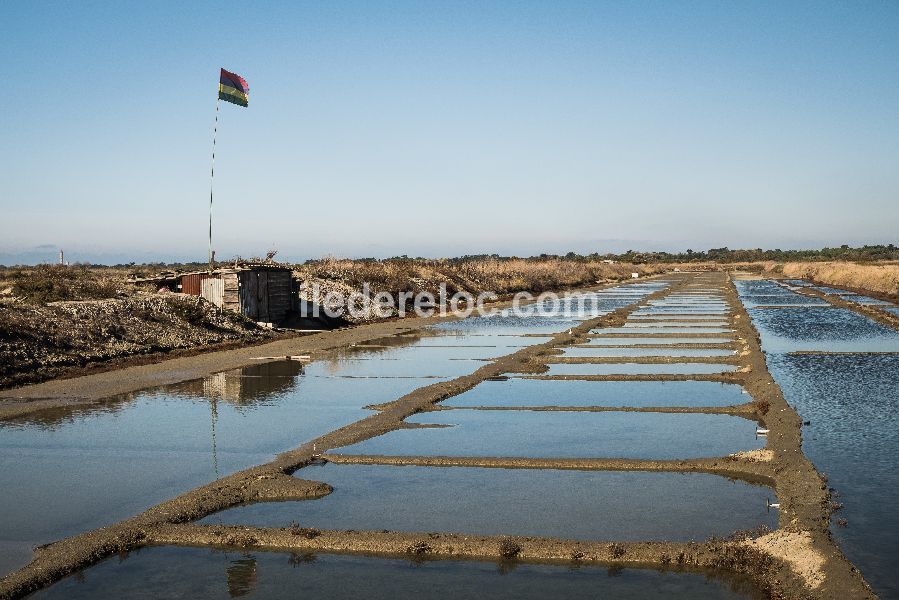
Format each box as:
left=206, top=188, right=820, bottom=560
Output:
left=499, top=538, right=522, bottom=559
left=755, top=398, right=771, bottom=415
left=608, top=543, right=626, bottom=559
left=405, top=541, right=432, bottom=555
left=287, top=521, right=320, bottom=539
left=224, top=533, right=259, bottom=548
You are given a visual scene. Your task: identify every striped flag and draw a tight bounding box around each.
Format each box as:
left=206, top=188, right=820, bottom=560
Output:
left=219, top=68, right=249, bottom=107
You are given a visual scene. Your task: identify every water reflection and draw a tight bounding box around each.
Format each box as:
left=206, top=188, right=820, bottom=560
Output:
left=1, top=361, right=307, bottom=431
left=172, top=361, right=305, bottom=406
left=226, top=556, right=258, bottom=597
left=30, top=546, right=766, bottom=599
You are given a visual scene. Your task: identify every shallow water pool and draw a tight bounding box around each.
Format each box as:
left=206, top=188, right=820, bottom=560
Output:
left=202, top=463, right=777, bottom=542
left=335, top=410, right=762, bottom=459
left=561, top=347, right=735, bottom=358
left=444, top=379, right=749, bottom=408
left=543, top=363, right=737, bottom=376
left=30, top=546, right=765, bottom=599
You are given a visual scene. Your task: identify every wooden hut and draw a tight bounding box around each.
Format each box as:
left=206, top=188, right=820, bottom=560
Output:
left=198, top=265, right=293, bottom=325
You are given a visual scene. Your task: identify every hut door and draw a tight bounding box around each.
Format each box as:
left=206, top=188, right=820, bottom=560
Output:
left=257, top=272, right=269, bottom=322
left=201, top=277, right=225, bottom=307
left=239, top=271, right=258, bottom=320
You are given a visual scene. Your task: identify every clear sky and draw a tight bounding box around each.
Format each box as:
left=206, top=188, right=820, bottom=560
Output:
left=2, top=1, right=898, bottom=264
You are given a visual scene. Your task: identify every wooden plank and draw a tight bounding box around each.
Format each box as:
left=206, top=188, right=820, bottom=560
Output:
left=258, top=272, right=269, bottom=322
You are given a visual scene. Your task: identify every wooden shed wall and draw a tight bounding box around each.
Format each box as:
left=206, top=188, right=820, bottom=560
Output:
left=265, top=271, right=292, bottom=323
left=200, top=277, right=224, bottom=307
left=222, top=272, right=241, bottom=314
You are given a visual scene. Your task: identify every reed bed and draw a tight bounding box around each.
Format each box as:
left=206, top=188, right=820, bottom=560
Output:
left=780, top=261, right=899, bottom=297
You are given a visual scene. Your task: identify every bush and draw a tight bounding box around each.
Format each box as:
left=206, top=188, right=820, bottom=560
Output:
left=499, top=538, right=522, bottom=558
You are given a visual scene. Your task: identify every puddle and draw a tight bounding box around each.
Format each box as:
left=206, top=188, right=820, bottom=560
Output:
left=0, top=362, right=430, bottom=577
left=203, top=464, right=776, bottom=542
left=636, top=308, right=730, bottom=312
left=358, top=333, right=548, bottom=349
left=630, top=315, right=732, bottom=320
left=745, top=307, right=899, bottom=353
left=335, top=410, right=763, bottom=459
left=735, top=281, right=795, bottom=295
left=30, top=546, right=765, bottom=600
left=585, top=337, right=734, bottom=345
left=740, top=296, right=829, bottom=308
left=839, top=295, right=894, bottom=306
left=811, top=286, right=853, bottom=295
left=431, top=316, right=581, bottom=336
left=444, top=379, right=749, bottom=408
left=622, top=322, right=731, bottom=328
left=592, top=328, right=734, bottom=335
left=543, top=363, right=737, bottom=376
left=561, top=347, right=735, bottom=358
left=766, top=353, right=899, bottom=598
left=637, top=304, right=728, bottom=309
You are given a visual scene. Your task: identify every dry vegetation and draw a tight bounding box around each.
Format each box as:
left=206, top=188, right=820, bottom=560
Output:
left=0, top=264, right=126, bottom=304
left=779, top=261, right=899, bottom=297
left=294, top=256, right=672, bottom=297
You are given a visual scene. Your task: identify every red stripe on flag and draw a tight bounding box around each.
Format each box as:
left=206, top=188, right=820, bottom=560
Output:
left=220, top=68, right=249, bottom=94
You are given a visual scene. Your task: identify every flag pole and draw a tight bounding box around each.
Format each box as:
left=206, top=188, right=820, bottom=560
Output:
left=208, top=96, right=220, bottom=271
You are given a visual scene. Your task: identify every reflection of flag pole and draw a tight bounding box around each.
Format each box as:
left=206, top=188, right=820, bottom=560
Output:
left=211, top=396, right=219, bottom=478
left=208, top=68, right=250, bottom=271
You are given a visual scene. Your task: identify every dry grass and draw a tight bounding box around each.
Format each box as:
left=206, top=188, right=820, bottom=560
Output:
left=295, top=256, right=671, bottom=297
left=780, top=261, right=899, bottom=297
left=447, top=258, right=666, bottom=294
left=3, top=265, right=123, bottom=304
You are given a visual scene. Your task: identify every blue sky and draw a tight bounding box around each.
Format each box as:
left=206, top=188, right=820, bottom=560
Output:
left=1, top=1, right=898, bottom=264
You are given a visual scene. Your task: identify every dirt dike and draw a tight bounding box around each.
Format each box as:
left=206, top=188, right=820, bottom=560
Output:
left=422, top=403, right=758, bottom=417
left=147, top=523, right=781, bottom=589
left=319, top=454, right=775, bottom=486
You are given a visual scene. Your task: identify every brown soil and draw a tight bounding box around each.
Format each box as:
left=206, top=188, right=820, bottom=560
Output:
left=0, top=294, right=273, bottom=390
